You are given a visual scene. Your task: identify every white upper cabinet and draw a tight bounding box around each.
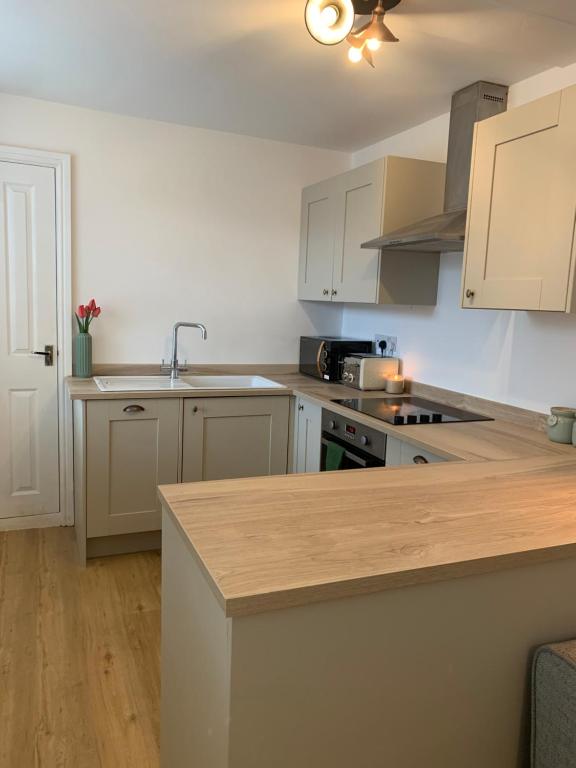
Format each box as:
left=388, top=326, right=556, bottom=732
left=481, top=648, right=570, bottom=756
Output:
left=332, top=161, right=385, bottom=303
left=463, top=85, right=576, bottom=312
left=298, top=178, right=337, bottom=301
left=299, top=157, right=446, bottom=305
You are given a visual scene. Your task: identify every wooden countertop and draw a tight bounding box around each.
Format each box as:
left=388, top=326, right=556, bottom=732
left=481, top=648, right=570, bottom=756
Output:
left=69, top=364, right=576, bottom=615
left=159, top=455, right=576, bottom=617
left=272, top=373, right=567, bottom=463
left=68, top=367, right=566, bottom=463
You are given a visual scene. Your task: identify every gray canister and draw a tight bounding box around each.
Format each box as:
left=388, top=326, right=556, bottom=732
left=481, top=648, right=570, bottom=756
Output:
left=547, top=407, right=576, bottom=444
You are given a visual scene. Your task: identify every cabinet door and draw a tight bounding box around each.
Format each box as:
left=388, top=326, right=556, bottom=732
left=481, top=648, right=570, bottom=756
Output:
left=298, top=178, right=336, bottom=301
left=332, top=160, right=385, bottom=303
left=182, top=397, right=290, bottom=482
left=386, top=436, right=447, bottom=467
left=86, top=399, right=180, bottom=538
left=294, top=397, right=322, bottom=473
left=463, top=86, right=576, bottom=311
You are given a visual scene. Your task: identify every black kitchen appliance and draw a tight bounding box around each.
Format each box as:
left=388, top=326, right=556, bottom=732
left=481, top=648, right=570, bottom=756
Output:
left=299, top=336, right=372, bottom=382
left=321, top=409, right=387, bottom=471
left=331, top=396, right=493, bottom=425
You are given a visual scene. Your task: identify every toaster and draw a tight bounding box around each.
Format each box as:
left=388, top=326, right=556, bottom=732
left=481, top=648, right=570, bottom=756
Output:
left=340, top=354, right=399, bottom=390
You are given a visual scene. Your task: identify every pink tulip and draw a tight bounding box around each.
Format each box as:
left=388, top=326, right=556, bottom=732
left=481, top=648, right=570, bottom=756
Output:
left=88, top=298, right=97, bottom=312
left=92, top=307, right=101, bottom=318
left=77, top=305, right=86, bottom=318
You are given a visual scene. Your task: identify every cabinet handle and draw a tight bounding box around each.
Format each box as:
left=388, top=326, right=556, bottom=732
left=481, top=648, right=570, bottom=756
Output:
left=413, top=455, right=429, bottom=464
left=123, top=404, right=145, bottom=413
left=192, top=406, right=199, bottom=413
left=298, top=404, right=304, bottom=411
left=465, top=289, right=475, bottom=299
left=322, top=289, right=329, bottom=296
left=331, top=289, right=338, bottom=297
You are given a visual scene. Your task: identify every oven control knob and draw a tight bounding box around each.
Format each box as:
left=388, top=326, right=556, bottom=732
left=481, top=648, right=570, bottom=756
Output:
left=360, top=435, right=370, bottom=447
left=328, top=420, right=337, bottom=430
left=432, top=413, right=443, bottom=423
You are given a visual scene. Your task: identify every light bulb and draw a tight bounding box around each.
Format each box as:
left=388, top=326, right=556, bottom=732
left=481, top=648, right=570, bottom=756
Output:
left=320, top=5, right=339, bottom=27
left=348, top=46, right=363, bottom=63
left=367, top=38, right=381, bottom=51
left=305, top=0, right=354, bottom=45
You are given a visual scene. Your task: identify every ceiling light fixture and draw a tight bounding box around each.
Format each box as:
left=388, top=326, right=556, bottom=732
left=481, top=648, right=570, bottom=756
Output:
left=305, top=0, right=401, bottom=67
left=304, top=0, right=355, bottom=45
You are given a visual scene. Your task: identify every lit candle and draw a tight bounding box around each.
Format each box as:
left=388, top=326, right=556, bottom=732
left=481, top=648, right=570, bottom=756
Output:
left=385, top=374, right=405, bottom=394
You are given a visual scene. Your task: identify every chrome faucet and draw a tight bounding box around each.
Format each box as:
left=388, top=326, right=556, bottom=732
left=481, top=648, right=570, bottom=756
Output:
left=168, top=322, right=207, bottom=382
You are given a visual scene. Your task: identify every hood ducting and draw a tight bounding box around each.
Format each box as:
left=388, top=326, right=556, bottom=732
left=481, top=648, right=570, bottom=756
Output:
left=362, top=81, right=509, bottom=253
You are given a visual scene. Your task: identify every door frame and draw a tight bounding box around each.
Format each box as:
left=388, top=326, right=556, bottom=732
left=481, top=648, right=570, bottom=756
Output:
left=0, top=144, right=73, bottom=529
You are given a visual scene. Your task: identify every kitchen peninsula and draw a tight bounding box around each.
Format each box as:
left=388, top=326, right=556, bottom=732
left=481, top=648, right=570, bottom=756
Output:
left=160, top=414, right=576, bottom=768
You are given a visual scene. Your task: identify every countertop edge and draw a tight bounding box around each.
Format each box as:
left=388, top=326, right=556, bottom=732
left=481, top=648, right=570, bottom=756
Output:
left=159, top=489, right=230, bottom=615
left=222, top=541, right=576, bottom=617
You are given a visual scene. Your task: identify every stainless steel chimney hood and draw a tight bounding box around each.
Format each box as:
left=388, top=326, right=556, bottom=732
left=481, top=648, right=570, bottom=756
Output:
left=362, top=81, right=509, bottom=253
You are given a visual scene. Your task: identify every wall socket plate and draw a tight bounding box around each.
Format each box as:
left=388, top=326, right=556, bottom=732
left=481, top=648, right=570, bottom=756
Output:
left=374, top=335, right=398, bottom=357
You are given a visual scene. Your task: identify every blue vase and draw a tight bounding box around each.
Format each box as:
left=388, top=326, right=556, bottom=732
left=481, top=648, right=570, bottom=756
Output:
left=74, top=332, right=92, bottom=377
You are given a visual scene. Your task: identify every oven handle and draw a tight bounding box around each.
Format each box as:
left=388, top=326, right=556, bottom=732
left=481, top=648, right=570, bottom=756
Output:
left=316, top=341, right=326, bottom=378
left=321, top=438, right=369, bottom=468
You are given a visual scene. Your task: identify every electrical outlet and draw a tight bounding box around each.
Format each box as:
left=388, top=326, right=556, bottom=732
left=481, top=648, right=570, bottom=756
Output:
left=374, top=334, right=397, bottom=357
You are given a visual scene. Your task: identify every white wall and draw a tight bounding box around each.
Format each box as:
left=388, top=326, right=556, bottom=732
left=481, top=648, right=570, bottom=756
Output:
left=0, top=93, right=347, bottom=364
left=343, top=63, right=576, bottom=413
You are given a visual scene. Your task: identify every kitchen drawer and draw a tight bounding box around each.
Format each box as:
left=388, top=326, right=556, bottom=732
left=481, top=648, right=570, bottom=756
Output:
left=386, top=436, right=448, bottom=467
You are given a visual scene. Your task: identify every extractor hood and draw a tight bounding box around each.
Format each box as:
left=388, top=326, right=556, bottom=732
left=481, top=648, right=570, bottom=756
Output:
left=362, top=81, right=509, bottom=253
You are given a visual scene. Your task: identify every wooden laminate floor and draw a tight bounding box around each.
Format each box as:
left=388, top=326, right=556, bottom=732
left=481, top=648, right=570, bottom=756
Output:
left=0, top=527, right=161, bottom=768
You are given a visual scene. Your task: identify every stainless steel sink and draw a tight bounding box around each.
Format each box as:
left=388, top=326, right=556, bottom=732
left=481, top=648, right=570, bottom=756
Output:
left=93, top=375, right=285, bottom=392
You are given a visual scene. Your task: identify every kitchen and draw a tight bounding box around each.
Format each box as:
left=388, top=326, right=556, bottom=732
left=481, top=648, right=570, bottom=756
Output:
left=2, top=1, right=576, bottom=766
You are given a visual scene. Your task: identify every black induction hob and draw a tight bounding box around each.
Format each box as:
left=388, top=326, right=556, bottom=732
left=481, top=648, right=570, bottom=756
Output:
left=331, top=396, right=494, bottom=426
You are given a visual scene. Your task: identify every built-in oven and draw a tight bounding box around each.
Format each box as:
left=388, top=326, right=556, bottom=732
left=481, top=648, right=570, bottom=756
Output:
left=320, top=409, right=387, bottom=471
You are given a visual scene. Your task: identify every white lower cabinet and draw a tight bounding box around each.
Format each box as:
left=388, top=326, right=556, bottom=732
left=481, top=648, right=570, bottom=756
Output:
left=292, top=396, right=322, bottom=473
left=86, top=398, right=181, bottom=538
left=182, top=396, right=290, bottom=482
left=385, top=436, right=448, bottom=467
left=78, top=395, right=291, bottom=560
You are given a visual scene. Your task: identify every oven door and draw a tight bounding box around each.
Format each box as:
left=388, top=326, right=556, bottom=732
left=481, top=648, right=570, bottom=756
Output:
left=320, top=435, right=385, bottom=471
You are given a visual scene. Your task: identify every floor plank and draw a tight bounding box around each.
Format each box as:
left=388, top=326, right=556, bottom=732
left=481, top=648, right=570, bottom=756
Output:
left=0, top=527, right=160, bottom=768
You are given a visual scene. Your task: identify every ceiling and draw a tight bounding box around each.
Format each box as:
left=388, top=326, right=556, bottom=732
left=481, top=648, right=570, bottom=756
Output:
left=1, top=0, right=576, bottom=151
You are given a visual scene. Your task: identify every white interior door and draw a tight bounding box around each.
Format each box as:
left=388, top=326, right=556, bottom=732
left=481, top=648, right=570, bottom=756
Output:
left=0, top=161, right=60, bottom=520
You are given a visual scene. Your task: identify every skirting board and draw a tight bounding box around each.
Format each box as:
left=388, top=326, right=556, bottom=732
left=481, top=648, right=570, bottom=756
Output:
left=86, top=530, right=161, bottom=560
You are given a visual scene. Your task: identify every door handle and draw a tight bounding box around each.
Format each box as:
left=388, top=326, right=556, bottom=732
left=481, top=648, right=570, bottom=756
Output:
left=33, top=345, right=54, bottom=366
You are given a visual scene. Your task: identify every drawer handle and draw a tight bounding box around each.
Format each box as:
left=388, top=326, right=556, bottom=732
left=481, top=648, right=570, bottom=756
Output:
left=413, top=455, right=429, bottom=464
left=123, top=404, right=145, bottom=413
